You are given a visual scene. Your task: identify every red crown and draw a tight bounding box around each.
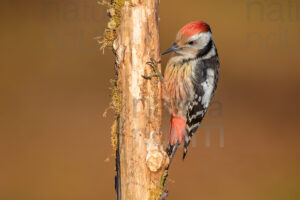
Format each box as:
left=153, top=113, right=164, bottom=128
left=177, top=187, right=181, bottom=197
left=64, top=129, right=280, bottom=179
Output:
left=179, top=21, right=211, bottom=37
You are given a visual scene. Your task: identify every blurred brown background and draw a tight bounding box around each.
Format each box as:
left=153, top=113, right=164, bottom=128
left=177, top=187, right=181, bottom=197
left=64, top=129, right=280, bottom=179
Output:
left=1, top=0, right=300, bottom=199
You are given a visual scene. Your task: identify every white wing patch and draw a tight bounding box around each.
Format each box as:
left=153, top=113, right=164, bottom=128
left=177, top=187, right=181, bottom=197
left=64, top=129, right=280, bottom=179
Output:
left=200, top=68, right=215, bottom=108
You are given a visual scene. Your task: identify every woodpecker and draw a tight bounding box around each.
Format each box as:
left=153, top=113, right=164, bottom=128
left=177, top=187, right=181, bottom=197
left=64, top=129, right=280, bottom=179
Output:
left=162, top=21, right=220, bottom=160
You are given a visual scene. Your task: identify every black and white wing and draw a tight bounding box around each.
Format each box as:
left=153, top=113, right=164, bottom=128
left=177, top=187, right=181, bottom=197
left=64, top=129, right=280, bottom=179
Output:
left=183, top=56, right=220, bottom=159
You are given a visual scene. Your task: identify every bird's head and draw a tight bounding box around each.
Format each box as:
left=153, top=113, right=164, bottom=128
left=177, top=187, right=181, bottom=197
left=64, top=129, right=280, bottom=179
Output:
left=163, top=21, right=214, bottom=60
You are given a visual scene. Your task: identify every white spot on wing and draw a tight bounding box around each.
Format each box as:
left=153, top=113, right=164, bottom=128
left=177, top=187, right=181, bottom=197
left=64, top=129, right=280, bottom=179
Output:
left=201, top=69, right=215, bottom=108
left=188, top=110, right=204, bottom=122
left=186, top=122, right=200, bottom=132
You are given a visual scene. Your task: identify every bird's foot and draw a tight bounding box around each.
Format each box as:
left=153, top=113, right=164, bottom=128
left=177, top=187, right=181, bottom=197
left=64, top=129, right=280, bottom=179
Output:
left=142, top=58, right=164, bottom=83
left=160, top=190, right=168, bottom=200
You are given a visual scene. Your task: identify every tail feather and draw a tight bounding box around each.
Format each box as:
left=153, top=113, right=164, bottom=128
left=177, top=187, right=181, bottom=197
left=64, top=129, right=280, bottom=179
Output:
left=183, top=127, right=198, bottom=159
left=183, top=109, right=206, bottom=159
left=166, top=143, right=179, bottom=164
left=183, top=135, right=191, bottom=159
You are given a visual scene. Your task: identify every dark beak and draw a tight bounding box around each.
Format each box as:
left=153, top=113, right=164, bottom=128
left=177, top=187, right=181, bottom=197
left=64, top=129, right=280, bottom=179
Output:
left=162, top=43, right=178, bottom=55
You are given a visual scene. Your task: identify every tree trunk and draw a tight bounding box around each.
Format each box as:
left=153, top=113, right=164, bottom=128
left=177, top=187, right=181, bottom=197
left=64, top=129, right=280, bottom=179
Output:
left=113, top=0, right=168, bottom=199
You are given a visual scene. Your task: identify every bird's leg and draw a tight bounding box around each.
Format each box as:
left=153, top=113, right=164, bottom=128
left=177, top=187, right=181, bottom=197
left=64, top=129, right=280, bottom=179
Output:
left=142, top=58, right=165, bottom=83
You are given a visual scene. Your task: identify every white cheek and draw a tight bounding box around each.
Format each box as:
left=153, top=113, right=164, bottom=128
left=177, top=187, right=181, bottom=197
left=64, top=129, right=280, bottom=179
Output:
left=189, top=32, right=212, bottom=49
left=175, top=32, right=212, bottom=59
left=178, top=49, right=194, bottom=57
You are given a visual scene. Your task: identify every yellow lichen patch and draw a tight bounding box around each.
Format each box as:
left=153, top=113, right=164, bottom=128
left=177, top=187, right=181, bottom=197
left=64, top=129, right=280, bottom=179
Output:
left=111, top=119, right=118, bottom=157
left=97, top=0, right=125, bottom=52
left=149, top=187, right=162, bottom=200
left=98, top=0, right=124, bottom=158
left=103, top=79, right=122, bottom=117
left=102, top=79, right=121, bottom=157
left=110, top=81, right=122, bottom=114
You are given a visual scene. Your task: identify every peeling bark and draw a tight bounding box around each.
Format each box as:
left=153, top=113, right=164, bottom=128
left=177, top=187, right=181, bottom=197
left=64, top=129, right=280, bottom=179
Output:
left=113, top=0, right=168, bottom=199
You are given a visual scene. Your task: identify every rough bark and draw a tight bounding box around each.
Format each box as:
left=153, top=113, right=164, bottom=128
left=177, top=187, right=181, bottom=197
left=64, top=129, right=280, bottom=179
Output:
left=113, top=0, right=168, bottom=199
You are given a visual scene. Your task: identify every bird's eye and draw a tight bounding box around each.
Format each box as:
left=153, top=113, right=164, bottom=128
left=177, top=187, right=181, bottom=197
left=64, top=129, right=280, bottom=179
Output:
left=188, top=41, right=194, bottom=45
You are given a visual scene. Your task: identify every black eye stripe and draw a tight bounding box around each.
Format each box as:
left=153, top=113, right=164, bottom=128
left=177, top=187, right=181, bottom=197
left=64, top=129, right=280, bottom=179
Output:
left=196, top=39, right=213, bottom=58
left=188, top=41, right=194, bottom=45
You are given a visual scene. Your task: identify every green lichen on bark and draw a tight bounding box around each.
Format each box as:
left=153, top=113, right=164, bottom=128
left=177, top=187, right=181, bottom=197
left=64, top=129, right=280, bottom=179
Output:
left=97, top=0, right=125, bottom=51
left=99, top=0, right=124, bottom=155
left=102, top=79, right=122, bottom=156
left=103, top=79, right=122, bottom=116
